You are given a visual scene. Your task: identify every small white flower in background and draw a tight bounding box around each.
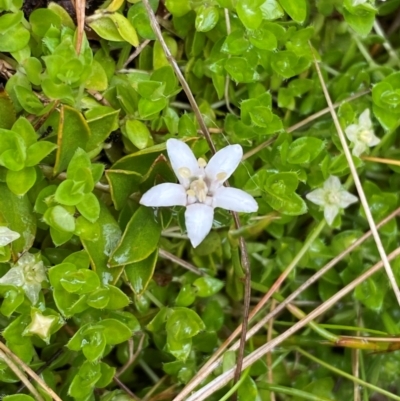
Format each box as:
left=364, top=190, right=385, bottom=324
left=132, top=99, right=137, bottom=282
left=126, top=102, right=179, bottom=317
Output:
left=345, top=109, right=380, bottom=157
left=140, top=139, right=258, bottom=247
left=0, top=253, right=48, bottom=304
left=306, top=176, right=358, bottom=225
left=23, top=309, right=59, bottom=344
left=0, top=226, right=20, bottom=246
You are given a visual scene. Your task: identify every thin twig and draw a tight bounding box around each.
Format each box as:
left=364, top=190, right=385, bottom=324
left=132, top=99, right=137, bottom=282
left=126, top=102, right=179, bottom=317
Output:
left=267, top=300, right=277, bottom=401
left=142, top=0, right=252, bottom=388
left=0, top=342, right=63, bottom=401
left=123, top=39, right=151, bottom=68
left=373, top=20, right=400, bottom=66
left=116, top=334, right=146, bottom=378
left=113, top=376, right=141, bottom=401
left=159, top=249, right=206, bottom=276
left=174, top=207, right=400, bottom=401
left=312, top=46, right=400, bottom=308
left=184, top=246, right=400, bottom=401
left=224, top=9, right=237, bottom=116
left=0, top=349, right=45, bottom=401
left=74, top=0, right=85, bottom=54
left=242, top=90, right=370, bottom=161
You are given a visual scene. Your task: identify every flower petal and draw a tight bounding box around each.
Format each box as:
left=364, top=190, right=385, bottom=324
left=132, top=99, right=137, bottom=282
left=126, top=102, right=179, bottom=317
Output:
left=185, top=204, right=214, bottom=247
left=0, top=226, right=20, bottom=246
left=359, top=108, right=372, bottom=129
left=369, top=134, right=380, bottom=147
left=23, top=282, right=41, bottom=305
left=345, top=124, right=358, bottom=142
left=213, top=187, right=258, bottom=213
left=167, top=139, right=200, bottom=187
left=306, top=188, right=326, bottom=206
left=0, top=267, right=25, bottom=287
left=140, top=183, right=187, bottom=207
left=205, top=144, right=243, bottom=189
left=324, top=176, right=341, bottom=191
left=352, top=141, right=366, bottom=157
left=324, top=204, right=339, bottom=225
left=339, top=190, right=358, bottom=208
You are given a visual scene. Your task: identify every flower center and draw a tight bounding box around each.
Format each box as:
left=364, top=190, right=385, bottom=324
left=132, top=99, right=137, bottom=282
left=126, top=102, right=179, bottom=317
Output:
left=188, top=176, right=208, bottom=203
left=358, top=129, right=371, bottom=143
left=325, top=190, right=340, bottom=205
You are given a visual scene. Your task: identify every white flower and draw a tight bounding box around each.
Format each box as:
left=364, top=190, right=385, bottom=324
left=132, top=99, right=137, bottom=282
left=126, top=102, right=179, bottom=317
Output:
left=345, top=109, right=380, bottom=157
left=306, top=176, right=358, bottom=225
left=140, top=139, right=258, bottom=247
left=0, top=226, right=20, bottom=246
left=0, top=253, right=48, bottom=304
left=23, top=308, right=59, bottom=344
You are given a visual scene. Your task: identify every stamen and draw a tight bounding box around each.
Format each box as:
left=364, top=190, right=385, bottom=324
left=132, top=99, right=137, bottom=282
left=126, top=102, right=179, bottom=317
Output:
left=186, top=189, right=196, bottom=197
left=197, top=158, right=207, bottom=168
left=178, top=167, right=191, bottom=179
left=216, top=172, right=227, bottom=181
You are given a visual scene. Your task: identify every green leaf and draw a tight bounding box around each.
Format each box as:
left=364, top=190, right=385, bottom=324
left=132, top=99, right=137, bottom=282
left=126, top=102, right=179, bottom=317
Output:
left=125, top=119, right=151, bottom=149
left=106, top=169, right=142, bottom=210
left=76, top=193, right=100, bottom=223
left=61, top=269, right=100, bottom=294
left=0, top=24, right=30, bottom=52
left=0, top=10, right=22, bottom=34
left=54, top=179, right=85, bottom=206
left=14, top=85, right=43, bottom=114
left=224, top=57, right=259, bottom=83
left=85, top=59, right=108, bottom=91
left=29, top=8, right=61, bottom=37
left=249, top=26, right=277, bottom=50
left=88, top=16, right=124, bottom=42
left=0, top=88, right=16, bottom=129
left=106, top=285, right=130, bottom=309
left=25, top=141, right=58, bottom=166
left=193, top=277, right=224, bottom=297
left=342, top=2, right=376, bottom=36
left=139, top=97, right=168, bottom=119
left=195, top=5, right=219, bottom=32
left=128, top=1, right=156, bottom=40
left=166, top=307, right=205, bottom=340
left=3, top=395, right=36, bottom=401
left=6, top=167, right=36, bottom=196
left=222, top=29, right=251, bottom=56
left=23, top=57, right=43, bottom=85
left=87, top=287, right=110, bottom=309
left=278, top=0, right=307, bottom=23
left=125, top=248, right=158, bottom=294
left=108, top=13, right=139, bottom=46
left=96, top=362, right=116, bottom=388
left=264, top=173, right=307, bottom=216
left=236, top=0, right=264, bottom=30
left=100, top=318, right=133, bottom=344
left=109, top=206, right=161, bottom=267
left=166, top=335, right=192, bottom=361
left=238, top=377, right=258, bottom=401
left=43, top=205, right=75, bottom=233
left=165, top=0, right=191, bottom=17
left=54, top=106, right=91, bottom=174
left=287, top=137, right=325, bottom=164
left=0, top=183, right=36, bottom=256
left=260, top=0, right=284, bottom=20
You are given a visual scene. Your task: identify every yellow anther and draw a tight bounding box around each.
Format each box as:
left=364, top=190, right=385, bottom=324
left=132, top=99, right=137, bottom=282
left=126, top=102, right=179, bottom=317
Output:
left=178, top=167, right=191, bottom=179
left=197, top=157, right=207, bottom=168
left=216, top=172, right=227, bottom=181
left=186, top=189, right=196, bottom=197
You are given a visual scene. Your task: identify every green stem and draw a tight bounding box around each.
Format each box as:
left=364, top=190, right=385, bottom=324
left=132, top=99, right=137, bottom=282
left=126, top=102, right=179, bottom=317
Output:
left=217, top=368, right=250, bottom=401
left=296, top=347, right=400, bottom=401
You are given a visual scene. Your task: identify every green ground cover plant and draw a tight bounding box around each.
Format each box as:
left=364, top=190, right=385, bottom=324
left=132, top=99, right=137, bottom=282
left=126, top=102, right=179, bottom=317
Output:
left=1, top=0, right=400, bottom=400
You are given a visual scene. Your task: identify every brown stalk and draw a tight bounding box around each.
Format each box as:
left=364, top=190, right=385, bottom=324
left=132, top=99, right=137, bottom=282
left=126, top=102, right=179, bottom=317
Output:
left=142, top=0, right=251, bottom=387
left=174, top=207, right=400, bottom=400
left=185, top=246, right=400, bottom=400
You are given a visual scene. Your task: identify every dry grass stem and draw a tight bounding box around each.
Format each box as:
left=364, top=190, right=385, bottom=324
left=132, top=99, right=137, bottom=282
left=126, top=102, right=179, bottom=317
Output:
left=185, top=246, right=400, bottom=400
left=312, top=49, right=400, bottom=308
